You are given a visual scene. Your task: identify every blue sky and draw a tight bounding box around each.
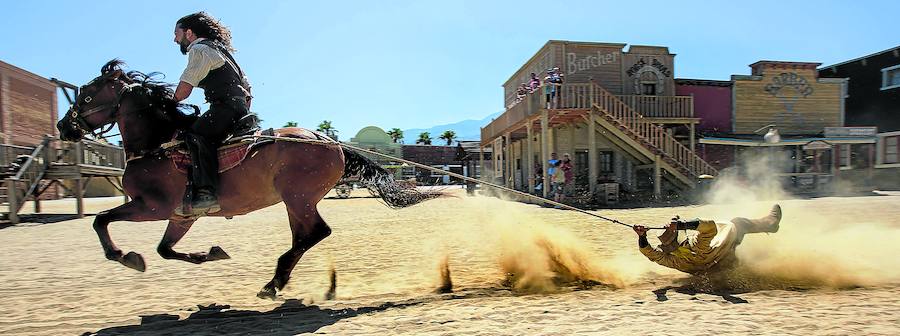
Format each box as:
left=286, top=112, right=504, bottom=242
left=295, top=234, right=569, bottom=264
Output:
left=1, top=1, right=897, bottom=140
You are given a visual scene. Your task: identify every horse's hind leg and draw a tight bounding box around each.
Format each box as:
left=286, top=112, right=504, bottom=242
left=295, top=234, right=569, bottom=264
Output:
left=258, top=202, right=331, bottom=299
left=157, top=217, right=231, bottom=264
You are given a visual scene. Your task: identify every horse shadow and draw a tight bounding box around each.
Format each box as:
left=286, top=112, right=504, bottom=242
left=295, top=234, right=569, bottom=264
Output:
left=86, top=298, right=421, bottom=336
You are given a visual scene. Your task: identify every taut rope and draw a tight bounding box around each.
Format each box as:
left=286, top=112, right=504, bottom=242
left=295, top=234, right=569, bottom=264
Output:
left=253, top=134, right=664, bottom=230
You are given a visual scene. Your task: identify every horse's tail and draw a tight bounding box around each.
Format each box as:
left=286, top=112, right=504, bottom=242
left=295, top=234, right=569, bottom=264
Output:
left=341, top=147, right=441, bottom=208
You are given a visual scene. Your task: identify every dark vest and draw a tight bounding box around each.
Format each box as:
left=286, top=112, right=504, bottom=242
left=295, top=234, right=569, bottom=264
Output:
left=196, top=39, right=250, bottom=104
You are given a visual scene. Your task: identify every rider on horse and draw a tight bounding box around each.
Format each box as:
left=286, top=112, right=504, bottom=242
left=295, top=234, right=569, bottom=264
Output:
left=172, top=12, right=257, bottom=216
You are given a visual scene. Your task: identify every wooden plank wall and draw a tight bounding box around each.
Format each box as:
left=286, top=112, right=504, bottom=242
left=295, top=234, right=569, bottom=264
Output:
left=733, top=68, right=842, bottom=134
left=621, top=46, right=676, bottom=96
left=503, top=46, right=555, bottom=108
left=561, top=43, right=625, bottom=94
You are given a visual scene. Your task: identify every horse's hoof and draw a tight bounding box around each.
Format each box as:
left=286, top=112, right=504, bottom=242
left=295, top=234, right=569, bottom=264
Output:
left=208, top=246, right=231, bottom=261
left=120, top=251, right=146, bottom=272
left=257, top=287, right=277, bottom=300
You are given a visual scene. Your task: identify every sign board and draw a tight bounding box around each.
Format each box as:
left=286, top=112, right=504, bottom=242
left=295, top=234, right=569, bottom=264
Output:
left=803, top=140, right=832, bottom=150
left=824, top=127, right=877, bottom=137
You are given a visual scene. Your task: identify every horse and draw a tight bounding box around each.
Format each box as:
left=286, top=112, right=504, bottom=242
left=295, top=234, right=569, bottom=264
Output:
left=57, top=60, right=437, bottom=299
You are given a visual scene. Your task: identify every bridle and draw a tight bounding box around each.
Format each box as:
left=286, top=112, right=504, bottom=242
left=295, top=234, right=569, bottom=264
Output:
left=68, top=79, right=139, bottom=139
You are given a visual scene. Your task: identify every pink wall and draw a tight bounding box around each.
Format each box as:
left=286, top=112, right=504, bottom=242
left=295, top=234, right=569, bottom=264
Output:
left=676, top=83, right=732, bottom=133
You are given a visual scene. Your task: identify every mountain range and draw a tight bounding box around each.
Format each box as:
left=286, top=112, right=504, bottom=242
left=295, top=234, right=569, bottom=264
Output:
left=401, top=111, right=502, bottom=144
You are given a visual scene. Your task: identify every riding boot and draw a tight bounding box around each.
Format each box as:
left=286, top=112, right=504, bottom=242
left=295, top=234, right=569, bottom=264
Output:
left=183, top=133, right=221, bottom=215
left=731, top=204, right=781, bottom=234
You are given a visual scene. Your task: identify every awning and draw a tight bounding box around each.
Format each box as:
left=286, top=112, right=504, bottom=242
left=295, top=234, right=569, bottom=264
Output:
left=699, top=136, right=876, bottom=147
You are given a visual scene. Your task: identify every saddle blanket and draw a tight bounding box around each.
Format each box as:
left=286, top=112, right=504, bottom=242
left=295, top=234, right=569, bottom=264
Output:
left=167, top=127, right=331, bottom=174
left=170, top=141, right=261, bottom=174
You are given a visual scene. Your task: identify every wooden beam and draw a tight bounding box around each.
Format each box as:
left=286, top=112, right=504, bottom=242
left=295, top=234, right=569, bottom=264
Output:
left=541, top=111, right=550, bottom=198
left=588, top=114, right=598, bottom=195
left=6, top=180, right=19, bottom=224
left=75, top=178, right=84, bottom=218
left=689, top=123, right=696, bottom=153
left=504, top=132, right=512, bottom=188
left=653, top=155, right=662, bottom=198
left=526, top=123, right=534, bottom=194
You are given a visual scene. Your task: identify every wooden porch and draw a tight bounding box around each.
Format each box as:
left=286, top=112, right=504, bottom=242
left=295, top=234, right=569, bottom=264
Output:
left=479, top=83, right=715, bottom=199
left=2, top=137, right=126, bottom=224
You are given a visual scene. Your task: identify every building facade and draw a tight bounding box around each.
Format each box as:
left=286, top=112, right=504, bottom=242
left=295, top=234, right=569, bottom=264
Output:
left=0, top=60, right=58, bottom=146
left=484, top=41, right=713, bottom=201
left=819, top=46, right=900, bottom=189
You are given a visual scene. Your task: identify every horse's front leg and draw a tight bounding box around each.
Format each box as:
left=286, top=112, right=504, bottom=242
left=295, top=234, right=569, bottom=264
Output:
left=93, top=199, right=166, bottom=272
left=157, top=217, right=230, bottom=264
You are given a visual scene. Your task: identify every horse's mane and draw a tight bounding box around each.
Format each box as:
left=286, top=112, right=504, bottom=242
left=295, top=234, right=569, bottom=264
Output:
left=101, top=59, right=198, bottom=129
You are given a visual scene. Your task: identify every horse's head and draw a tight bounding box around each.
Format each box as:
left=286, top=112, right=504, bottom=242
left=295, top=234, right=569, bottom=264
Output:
left=57, top=60, right=132, bottom=141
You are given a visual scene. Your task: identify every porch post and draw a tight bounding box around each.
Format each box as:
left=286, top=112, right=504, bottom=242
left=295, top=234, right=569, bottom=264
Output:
left=588, top=114, right=598, bottom=195
left=526, top=123, right=534, bottom=194
left=653, top=155, right=662, bottom=199
left=541, top=111, right=550, bottom=198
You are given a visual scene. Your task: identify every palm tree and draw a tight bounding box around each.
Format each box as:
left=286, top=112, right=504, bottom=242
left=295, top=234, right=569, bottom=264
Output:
left=317, top=120, right=338, bottom=140
left=387, top=128, right=404, bottom=143
left=283, top=121, right=298, bottom=128
left=416, top=132, right=432, bottom=145
left=439, top=130, right=457, bottom=146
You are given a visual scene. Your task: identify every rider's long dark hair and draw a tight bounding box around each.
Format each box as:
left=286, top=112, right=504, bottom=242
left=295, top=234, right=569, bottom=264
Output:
left=176, top=12, right=235, bottom=52
left=341, top=149, right=441, bottom=208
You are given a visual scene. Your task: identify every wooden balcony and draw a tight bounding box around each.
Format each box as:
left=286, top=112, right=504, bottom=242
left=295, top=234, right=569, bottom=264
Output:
left=614, top=95, right=694, bottom=118
left=482, top=83, right=694, bottom=143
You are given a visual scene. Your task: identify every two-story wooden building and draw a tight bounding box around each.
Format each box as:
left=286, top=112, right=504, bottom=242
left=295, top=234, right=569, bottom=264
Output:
left=695, top=61, right=872, bottom=193
left=481, top=41, right=715, bottom=200
left=819, top=46, right=900, bottom=189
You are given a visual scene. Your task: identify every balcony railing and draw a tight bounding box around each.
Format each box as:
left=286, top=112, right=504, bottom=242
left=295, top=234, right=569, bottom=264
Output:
left=614, top=95, right=694, bottom=118
left=483, top=83, right=694, bottom=143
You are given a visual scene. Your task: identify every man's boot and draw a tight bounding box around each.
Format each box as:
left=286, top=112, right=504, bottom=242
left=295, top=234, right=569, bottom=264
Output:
left=192, top=188, right=221, bottom=215
left=732, top=204, right=781, bottom=234
left=182, top=133, right=222, bottom=216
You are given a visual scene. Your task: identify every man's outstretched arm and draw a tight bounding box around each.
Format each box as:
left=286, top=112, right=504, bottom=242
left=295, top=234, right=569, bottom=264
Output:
left=634, top=225, right=679, bottom=268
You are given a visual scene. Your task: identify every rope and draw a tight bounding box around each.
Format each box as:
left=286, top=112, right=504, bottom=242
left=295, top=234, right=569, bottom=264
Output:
left=252, top=135, right=665, bottom=230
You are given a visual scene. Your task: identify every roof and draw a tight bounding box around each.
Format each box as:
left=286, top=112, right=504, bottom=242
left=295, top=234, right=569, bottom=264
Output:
left=0, top=60, right=56, bottom=90
left=699, top=136, right=875, bottom=147
left=819, top=45, right=900, bottom=70
left=503, top=40, right=629, bottom=86
left=674, top=78, right=733, bottom=87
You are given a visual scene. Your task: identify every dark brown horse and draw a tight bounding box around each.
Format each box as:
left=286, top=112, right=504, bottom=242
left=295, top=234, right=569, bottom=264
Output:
left=57, top=60, right=436, bottom=298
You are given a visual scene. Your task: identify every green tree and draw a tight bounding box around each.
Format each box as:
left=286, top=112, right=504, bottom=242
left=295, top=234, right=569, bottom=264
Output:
left=387, top=128, right=404, bottom=143
left=283, top=121, right=298, bottom=128
left=416, top=132, right=432, bottom=145
left=317, top=120, right=338, bottom=140
left=439, top=130, right=457, bottom=146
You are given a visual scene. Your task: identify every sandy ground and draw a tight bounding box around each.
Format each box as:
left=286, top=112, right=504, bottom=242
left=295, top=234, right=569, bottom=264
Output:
left=1, top=188, right=899, bottom=335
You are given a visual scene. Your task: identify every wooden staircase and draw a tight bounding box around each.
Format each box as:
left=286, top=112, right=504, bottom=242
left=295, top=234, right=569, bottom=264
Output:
left=587, top=83, right=717, bottom=189
left=2, top=137, right=51, bottom=223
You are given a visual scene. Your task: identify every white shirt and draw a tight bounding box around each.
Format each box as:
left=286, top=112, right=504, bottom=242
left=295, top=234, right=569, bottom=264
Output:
left=179, top=38, right=227, bottom=86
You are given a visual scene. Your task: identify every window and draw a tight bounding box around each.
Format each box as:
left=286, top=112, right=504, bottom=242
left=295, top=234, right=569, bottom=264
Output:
left=885, top=136, right=899, bottom=164
left=598, top=151, right=614, bottom=174
left=882, top=64, right=900, bottom=90
left=639, top=71, right=659, bottom=95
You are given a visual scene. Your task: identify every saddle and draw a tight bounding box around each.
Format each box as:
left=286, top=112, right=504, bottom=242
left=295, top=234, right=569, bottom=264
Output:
left=168, top=128, right=277, bottom=174
left=165, top=126, right=332, bottom=174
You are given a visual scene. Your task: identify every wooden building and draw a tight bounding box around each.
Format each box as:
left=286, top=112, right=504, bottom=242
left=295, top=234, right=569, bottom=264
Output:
left=697, top=61, right=873, bottom=193
left=819, top=46, right=900, bottom=189
left=1, top=61, right=58, bottom=146
left=1, top=61, right=125, bottom=224
left=483, top=41, right=714, bottom=201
